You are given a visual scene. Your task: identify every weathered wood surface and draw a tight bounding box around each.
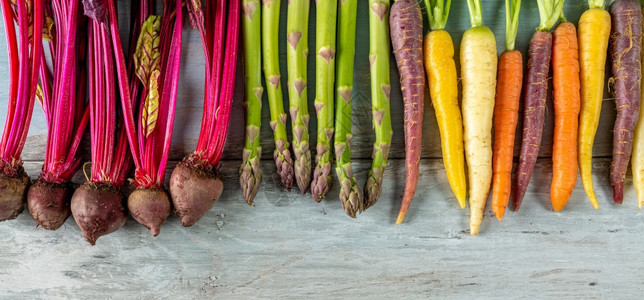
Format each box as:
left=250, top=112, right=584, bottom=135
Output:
left=2, top=159, right=644, bottom=298
left=0, top=0, right=640, bottom=298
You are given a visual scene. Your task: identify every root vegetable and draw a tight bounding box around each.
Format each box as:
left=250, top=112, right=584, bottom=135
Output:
left=461, top=0, right=497, bottom=235
left=514, top=0, right=561, bottom=211
left=492, top=0, right=522, bottom=221
left=632, top=19, right=644, bottom=210
left=390, top=0, right=425, bottom=224
left=30, top=0, right=90, bottom=230
left=423, top=0, right=467, bottom=211
left=70, top=183, right=126, bottom=245
left=0, top=0, right=43, bottom=221
left=551, top=18, right=581, bottom=212
left=119, top=0, right=184, bottom=235
left=27, top=180, right=72, bottom=230
left=170, top=0, right=240, bottom=226
left=577, top=0, right=611, bottom=209
left=608, top=0, right=642, bottom=204
left=128, top=187, right=171, bottom=237
left=169, top=159, right=223, bottom=226
left=70, top=0, right=133, bottom=245
left=0, top=172, right=30, bottom=221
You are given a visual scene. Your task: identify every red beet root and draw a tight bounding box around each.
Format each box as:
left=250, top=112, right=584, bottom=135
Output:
left=169, top=161, right=223, bottom=227
left=27, top=180, right=73, bottom=230
left=127, top=187, right=171, bottom=236
left=71, top=182, right=127, bottom=245
left=0, top=173, right=30, bottom=221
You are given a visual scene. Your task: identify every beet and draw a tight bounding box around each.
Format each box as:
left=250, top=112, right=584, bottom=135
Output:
left=127, top=187, right=171, bottom=236
left=71, top=182, right=127, bottom=245
left=0, top=173, right=30, bottom=221
left=169, top=161, right=223, bottom=227
left=27, top=180, right=73, bottom=230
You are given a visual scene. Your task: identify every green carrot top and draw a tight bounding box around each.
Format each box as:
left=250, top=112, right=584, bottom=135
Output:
left=536, top=0, right=563, bottom=31
left=587, top=0, right=605, bottom=9
left=505, top=0, right=521, bottom=50
left=465, top=0, right=483, bottom=27
left=425, top=0, right=451, bottom=31
left=559, top=0, right=567, bottom=22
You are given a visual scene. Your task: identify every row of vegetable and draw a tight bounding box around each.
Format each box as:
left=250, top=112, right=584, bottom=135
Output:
left=0, top=0, right=239, bottom=244
left=240, top=0, right=644, bottom=235
left=0, top=0, right=640, bottom=244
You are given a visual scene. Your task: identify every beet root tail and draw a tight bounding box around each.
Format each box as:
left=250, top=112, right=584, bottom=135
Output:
left=169, top=162, right=223, bottom=227
left=128, top=187, right=171, bottom=236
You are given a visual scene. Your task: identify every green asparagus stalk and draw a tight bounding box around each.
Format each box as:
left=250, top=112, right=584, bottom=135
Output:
left=287, top=0, right=312, bottom=193
left=262, top=0, right=294, bottom=190
left=240, top=0, right=263, bottom=205
left=364, top=0, right=392, bottom=210
left=334, top=0, right=362, bottom=216
left=311, top=0, right=338, bottom=201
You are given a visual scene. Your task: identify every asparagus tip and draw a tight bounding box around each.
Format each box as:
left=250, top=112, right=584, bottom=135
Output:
left=311, top=163, right=332, bottom=202
left=273, top=148, right=294, bottom=190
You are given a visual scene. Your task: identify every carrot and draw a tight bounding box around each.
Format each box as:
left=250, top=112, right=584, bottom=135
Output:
left=423, top=0, right=467, bottom=211
left=461, top=0, right=497, bottom=235
left=550, top=16, right=581, bottom=212
left=514, top=0, right=561, bottom=211
left=390, top=0, right=425, bottom=224
left=492, top=0, right=522, bottom=221
left=632, top=21, right=644, bottom=210
left=577, top=0, right=611, bottom=209
left=608, top=0, right=642, bottom=204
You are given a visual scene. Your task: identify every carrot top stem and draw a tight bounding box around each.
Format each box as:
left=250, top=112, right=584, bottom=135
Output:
left=587, top=0, right=604, bottom=9
left=505, top=0, right=521, bottom=50
left=425, top=0, right=451, bottom=30
left=536, top=0, right=562, bottom=31
left=466, top=0, right=483, bottom=27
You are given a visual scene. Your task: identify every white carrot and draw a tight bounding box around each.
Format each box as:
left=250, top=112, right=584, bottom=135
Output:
left=461, top=0, right=498, bottom=235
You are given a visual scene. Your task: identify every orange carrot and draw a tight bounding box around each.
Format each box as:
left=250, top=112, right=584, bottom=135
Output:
left=491, top=50, right=523, bottom=221
left=491, top=0, right=522, bottom=221
left=551, top=21, right=580, bottom=211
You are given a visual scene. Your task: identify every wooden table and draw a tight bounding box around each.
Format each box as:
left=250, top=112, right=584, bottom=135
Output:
left=1, top=1, right=642, bottom=298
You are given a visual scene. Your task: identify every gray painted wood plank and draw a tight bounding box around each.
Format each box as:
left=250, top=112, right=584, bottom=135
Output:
left=1, top=158, right=643, bottom=298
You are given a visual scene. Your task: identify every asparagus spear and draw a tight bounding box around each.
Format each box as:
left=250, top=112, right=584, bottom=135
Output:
left=334, top=0, right=362, bottom=216
left=287, top=0, right=312, bottom=193
left=240, top=0, right=263, bottom=205
left=364, top=0, right=393, bottom=210
left=311, top=0, right=338, bottom=201
left=262, top=0, right=294, bottom=190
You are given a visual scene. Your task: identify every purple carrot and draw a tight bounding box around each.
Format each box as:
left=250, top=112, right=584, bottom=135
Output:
left=514, top=30, right=552, bottom=210
left=390, top=0, right=425, bottom=223
left=609, top=0, right=642, bottom=204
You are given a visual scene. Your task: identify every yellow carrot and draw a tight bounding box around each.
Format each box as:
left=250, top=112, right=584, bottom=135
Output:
left=425, top=30, right=466, bottom=209
left=632, top=15, right=644, bottom=210
left=577, top=1, right=610, bottom=210
left=461, top=0, right=497, bottom=235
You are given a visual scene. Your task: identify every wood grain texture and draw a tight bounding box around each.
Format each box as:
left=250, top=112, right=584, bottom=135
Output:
left=1, top=159, right=643, bottom=298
